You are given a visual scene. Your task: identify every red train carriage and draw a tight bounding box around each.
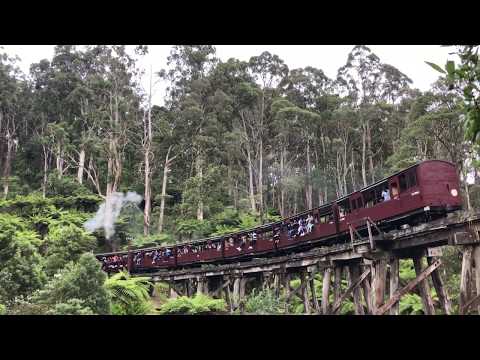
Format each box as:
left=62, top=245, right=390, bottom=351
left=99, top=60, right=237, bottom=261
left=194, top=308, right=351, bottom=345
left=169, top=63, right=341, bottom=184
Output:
left=96, top=160, right=463, bottom=274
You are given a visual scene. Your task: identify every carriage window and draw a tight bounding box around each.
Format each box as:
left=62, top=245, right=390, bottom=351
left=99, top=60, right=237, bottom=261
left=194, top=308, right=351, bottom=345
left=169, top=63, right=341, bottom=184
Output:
left=357, top=197, right=363, bottom=209
left=407, top=171, right=417, bottom=188
left=399, top=174, right=407, bottom=192
left=363, top=190, right=374, bottom=208
left=338, top=199, right=351, bottom=217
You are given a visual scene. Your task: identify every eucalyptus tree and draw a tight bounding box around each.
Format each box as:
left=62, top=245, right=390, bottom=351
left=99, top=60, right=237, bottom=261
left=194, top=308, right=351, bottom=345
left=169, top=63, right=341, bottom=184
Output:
left=337, top=45, right=412, bottom=186
left=162, top=45, right=220, bottom=221
left=248, top=52, right=289, bottom=220
left=0, top=50, right=25, bottom=198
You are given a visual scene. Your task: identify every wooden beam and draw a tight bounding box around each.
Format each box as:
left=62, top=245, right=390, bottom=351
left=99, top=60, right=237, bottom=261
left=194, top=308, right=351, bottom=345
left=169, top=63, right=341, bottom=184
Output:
left=362, top=275, right=372, bottom=314
left=461, top=292, right=480, bottom=314
left=375, top=259, right=441, bottom=315
left=322, top=268, right=332, bottom=315
left=239, top=277, right=247, bottom=314
left=332, top=267, right=371, bottom=314
left=460, top=246, right=473, bottom=314
left=310, top=275, right=320, bottom=314
left=427, top=256, right=452, bottom=315
left=300, top=271, right=311, bottom=314
left=372, top=259, right=387, bottom=312
left=284, top=272, right=291, bottom=314
left=333, top=266, right=342, bottom=306
left=348, top=265, right=365, bottom=315
left=413, top=256, right=436, bottom=315
left=389, top=258, right=399, bottom=315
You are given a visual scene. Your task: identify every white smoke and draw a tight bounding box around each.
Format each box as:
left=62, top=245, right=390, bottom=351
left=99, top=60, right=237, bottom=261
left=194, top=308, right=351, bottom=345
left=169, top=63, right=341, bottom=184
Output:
left=84, top=191, right=143, bottom=239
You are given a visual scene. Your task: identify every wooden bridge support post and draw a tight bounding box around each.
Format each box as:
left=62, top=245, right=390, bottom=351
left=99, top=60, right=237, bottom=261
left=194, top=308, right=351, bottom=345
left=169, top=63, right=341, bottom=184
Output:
left=371, top=259, right=387, bottom=313
left=283, top=272, right=291, bottom=314
left=427, top=256, right=452, bottom=315
left=460, top=246, right=473, bottom=314
left=196, top=276, right=205, bottom=296
left=348, top=265, right=365, bottom=315
left=273, top=272, right=281, bottom=298
left=300, top=270, right=311, bottom=314
left=224, top=276, right=234, bottom=313
left=361, top=266, right=373, bottom=314
left=239, top=277, right=247, bottom=314
left=309, top=271, right=320, bottom=314
left=333, top=265, right=343, bottom=307
left=413, top=256, right=436, bottom=315
left=389, top=258, right=400, bottom=315
left=322, top=267, right=332, bottom=315
left=232, top=276, right=241, bottom=310
left=473, top=246, right=480, bottom=315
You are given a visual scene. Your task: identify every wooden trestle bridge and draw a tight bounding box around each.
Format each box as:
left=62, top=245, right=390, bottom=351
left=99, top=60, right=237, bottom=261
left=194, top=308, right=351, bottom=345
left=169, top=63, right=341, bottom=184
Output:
left=139, top=210, right=480, bottom=315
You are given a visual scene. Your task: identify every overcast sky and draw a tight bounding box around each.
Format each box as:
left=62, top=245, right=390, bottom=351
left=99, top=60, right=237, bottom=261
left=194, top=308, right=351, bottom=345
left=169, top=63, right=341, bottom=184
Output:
left=1, top=45, right=457, bottom=106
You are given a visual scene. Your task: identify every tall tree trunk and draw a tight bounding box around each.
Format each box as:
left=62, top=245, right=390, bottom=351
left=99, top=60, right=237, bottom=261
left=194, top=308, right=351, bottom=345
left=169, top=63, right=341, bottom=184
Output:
left=351, top=148, right=356, bottom=192
left=77, top=147, right=86, bottom=184
left=2, top=137, right=14, bottom=199
left=305, top=140, right=313, bottom=209
left=280, top=146, right=286, bottom=217
left=158, top=146, right=174, bottom=233
left=367, top=119, right=375, bottom=183
left=247, top=147, right=256, bottom=213
left=143, top=70, right=154, bottom=236
left=259, top=137, right=264, bottom=221
left=196, top=155, right=204, bottom=221
left=361, top=122, right=368, bottom=187
left=42, top=144, right=49, bottom=199
left=56, top=145, right=64, bottom=179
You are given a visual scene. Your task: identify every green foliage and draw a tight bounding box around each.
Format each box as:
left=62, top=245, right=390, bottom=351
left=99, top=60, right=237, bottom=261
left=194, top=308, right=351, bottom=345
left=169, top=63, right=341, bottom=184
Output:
left=127, top=233, right=174, bottom=249
left=104, top=271, right=153, bottom=315
left=0, top=303, right=5, bottom=315
left=244, top=288, right=284, bottom=314
left=33, top=253, right=110, bottom=314
left=46, top=173, right=92, bottom=197
left=399, top=294, right=424, bottom=315
left=44, top=224, right=97, bottom=276
left=47, top=299, right=94, bottom=315
left=0, top=214, right=46, bottom=302
left=159, top=294, right=226, bottom=315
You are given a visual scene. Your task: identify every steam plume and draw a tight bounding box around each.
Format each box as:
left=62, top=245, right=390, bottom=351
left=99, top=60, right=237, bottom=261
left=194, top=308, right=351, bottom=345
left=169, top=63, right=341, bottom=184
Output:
left=84, top=191, right=143, bottom=239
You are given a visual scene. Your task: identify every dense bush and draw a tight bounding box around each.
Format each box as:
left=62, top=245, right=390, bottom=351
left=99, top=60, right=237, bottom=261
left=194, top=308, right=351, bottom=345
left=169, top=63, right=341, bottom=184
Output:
left=44, top=224, right=97, bottom=276
left=33, top=253, right=110, bottom=315
left=47, top=299, right=94, bottom=315
left=0, top=304, right=5, bottom=315
left=0, top=214, right=46, bottom=303
left=159, top=294, right=226, bottom=314
left=244, top=288, right=283, bottom=314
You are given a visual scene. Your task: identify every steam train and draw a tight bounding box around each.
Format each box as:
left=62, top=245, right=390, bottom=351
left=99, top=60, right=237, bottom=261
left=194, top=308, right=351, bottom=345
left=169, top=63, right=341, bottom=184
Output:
left=96, top=160, right=463, bottom=274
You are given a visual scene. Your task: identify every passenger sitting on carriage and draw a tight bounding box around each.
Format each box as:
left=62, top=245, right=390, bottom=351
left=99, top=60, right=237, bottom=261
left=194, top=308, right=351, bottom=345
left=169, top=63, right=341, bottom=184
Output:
left=288, top=224, right=295, bottom=239
left=391, top=183, right=399, bottom=199
left=165, top=248, right=172, bottom=257
left=306, top=216, right=314, bottom=234
left=297, top=218, right=306, bottom=236
left=249, top=232, right=257, bottom=249
left=382, top=188, right=390, bottom=201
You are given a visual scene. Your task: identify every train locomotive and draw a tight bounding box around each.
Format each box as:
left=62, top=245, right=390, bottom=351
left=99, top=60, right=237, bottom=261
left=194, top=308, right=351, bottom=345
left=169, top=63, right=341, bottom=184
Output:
left=96, top=160, right=463, bottom=274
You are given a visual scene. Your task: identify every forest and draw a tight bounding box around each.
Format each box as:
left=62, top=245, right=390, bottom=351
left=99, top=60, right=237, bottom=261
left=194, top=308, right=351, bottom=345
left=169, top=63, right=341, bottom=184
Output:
left=1, top=44, right=479, bottom=315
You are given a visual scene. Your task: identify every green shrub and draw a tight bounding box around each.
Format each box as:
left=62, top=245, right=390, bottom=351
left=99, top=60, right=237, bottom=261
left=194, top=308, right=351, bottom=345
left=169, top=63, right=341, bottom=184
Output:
left=104, top=271, right=153, bottom=315
left=0, top=304, right=6, bottom=315
left=159, top=294, right=226, bottom=315
left=33, top=253, right=110, bottom=315
left=244, top=289, right=283, bottom=315
left=47, top=299, right=94, bottom=315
